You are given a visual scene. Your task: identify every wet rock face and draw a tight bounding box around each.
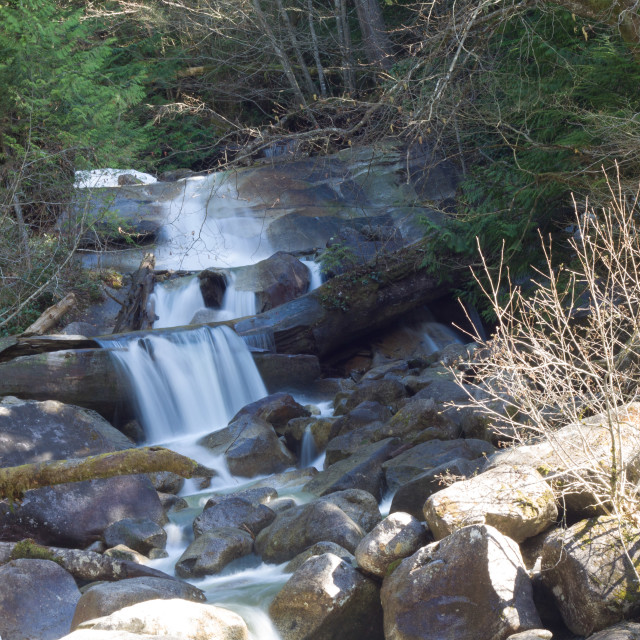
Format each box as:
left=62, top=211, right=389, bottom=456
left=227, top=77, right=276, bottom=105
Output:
left=541, top=516, right=640, bottom=636
left=0, top=397, right=164, bottom=547
left=270, top=553, right=384, bottom=640
left=381, top=524, right=541, bottom=640
left=0, top=559, right=81, bottom=640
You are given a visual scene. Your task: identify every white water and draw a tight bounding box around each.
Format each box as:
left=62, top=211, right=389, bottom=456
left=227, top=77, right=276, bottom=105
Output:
left=218, top=273, right=257, bottom=320
left=150, top=276, right=207, bottom=329
left=300, top=260, right=323, bottom=291
left=99, top=325, right=267, bottom=442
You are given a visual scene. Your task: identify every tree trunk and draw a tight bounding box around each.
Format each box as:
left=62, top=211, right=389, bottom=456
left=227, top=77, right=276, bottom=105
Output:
left=113, top=253, right=156, bottom=333
left=22, top=293, right=76, bottom=337
left=307, top=0, right=328, bottom=97
left=0, top=446, right=212, bottom=502
left=275, top=0, right=318, bottom=96
left=353, top=0, right=395, bottom=71
left=335, top=0, right=356, bottom=94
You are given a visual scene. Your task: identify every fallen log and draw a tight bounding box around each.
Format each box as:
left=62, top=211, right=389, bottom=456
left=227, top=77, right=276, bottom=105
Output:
left=22, top=293, right=77, bottom=337
left=0, top=240, right=461, bottom=363
left=0, top=540, right=175, bottom=583
left=112, top=252, right=156, bottom=333
left=0, top=446, right=213, bottom=502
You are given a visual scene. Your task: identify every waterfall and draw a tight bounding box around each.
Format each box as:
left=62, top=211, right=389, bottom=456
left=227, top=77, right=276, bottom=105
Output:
left=99, top=325, right=267, bottom=442
left=300, top=260, right=323, bottom=292
left=220, top=273, right=257, bottom=319
left=150, top=276, right=206, bottom=329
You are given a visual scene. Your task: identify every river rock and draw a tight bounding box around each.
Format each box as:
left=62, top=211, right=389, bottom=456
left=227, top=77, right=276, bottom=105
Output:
left=386, top=396, right=461, bottom=442
left=270, top=553, right=384, bottom=640
left=72, top=598, right=248, bottom=640
left=329, top=401, right=393, bottom=439
left=355, top=512, right=428, bottom=578
left=285, top=541, right=355, bottom=572
left=487, top=402, right=640, bottom=518
left=103, top=518, right=167, bottom=556
left=175, top=528, right=254, bottom=578
left=401, top=364, right=456, bottom=394
left=255, top=500, right=364, bottom=563
left=303, top=437, right=400, bottom=499
left=283, top=416, right=334, bottom=452
left=425, top=465, right=558, bottom=543
left=71, top=577, right=205, bottom=629
left=147, top=471, right=185, bottom=495
left=193, top=495, right=276, bottom=537
left=234, top=252, right=310, bottom=313
left=540, top=516, right=640, bottom=635
left=588, top=622, right=640, bottom=639
left=198, top=269, right=227, bottom=308
left=252, top=353, right=322, bottom=393
left=204, top=486, right=278, bottom=508
left=505, top=632, right=553, bottom=640
left=0, top=397, right=164, bottom=547
left=230, top=392, right=310, bottom=432
left=198, top=414, right=295, bottom=477
left=342, top=378, right=408, bottom=414
left=390, top=457, right=486, bottom=519
left=317, top=489, right=381, bottom=532
left=382, top=437, right=495, bottom=490
left=103, top=545, right=149, bottom=565
left=381, top=524, right=541, bottom=640
left=0, top=558, right=81, bottom=640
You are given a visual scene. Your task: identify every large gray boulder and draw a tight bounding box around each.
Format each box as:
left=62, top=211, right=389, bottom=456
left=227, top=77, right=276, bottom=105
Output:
left=103, top=518, right=167, bottom=556
left=71, top=577, right=205, bottom=629
left=0, top=558, right=81, bottom=640
left=342, top=378, right=408, bottom=414
left=229, top=392, right=310, bottom=433
left=541, top=516, right=640, bottom=635
left=424, top=465, right=558, bottom=543
left=255, top=500, right=364, bottom=563
left=71, top=598, right=248, bottom=640
left=175, top=528, right=254, bottom=578
left=355, top=512, right=428, bottom=578
left=382, top=437, right=495, bottom=491
left=0, top=397, right=164, bottom=547
left=588, top=622, right=640, bottom=639
left=269, top=553, right=384, bottom=640
left=234, top=252, right=311, bottom=313
left=390, top=457, right=485, bottom=519
left=381, top=524, right=541, bottom=640
left=303, top=437, right=400, bottom=499
left=198, top=414, right=296, bottom=477
left=488, top=402, right=640, bottom=518
left=193, top=495, right=276, bottom=537
left=316, top=489, right=381, bottom=533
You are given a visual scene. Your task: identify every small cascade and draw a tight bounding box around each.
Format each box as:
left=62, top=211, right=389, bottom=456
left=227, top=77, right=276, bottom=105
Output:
left=220, top=274, right=257, bottom=319
left=150, top=276, right=206, bottom=329
left=241, top=329, right=276, bottom=353
left=421, top=321, right=463, bottom=354
left=99, top=325, right=267, bottom=442
left=299, top=426, right=318, bottom=468
left=300, top=260, right=323, bottom=291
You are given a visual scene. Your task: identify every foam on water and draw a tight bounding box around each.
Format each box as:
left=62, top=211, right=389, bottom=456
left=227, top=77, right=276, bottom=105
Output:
left=150, top=276, right=206, bottom=329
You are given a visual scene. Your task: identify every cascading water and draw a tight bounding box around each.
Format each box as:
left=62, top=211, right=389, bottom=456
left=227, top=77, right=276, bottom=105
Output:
left=300, top=260, right=323, bottom=292
left=99, top=325, right=267, bottom=443
left=149, top=276, right=206, bottom=329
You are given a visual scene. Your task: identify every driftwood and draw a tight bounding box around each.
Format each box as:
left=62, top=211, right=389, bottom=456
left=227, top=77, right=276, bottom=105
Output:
left=113, top=252, right=156, bottom=333
left=0, top=540, right=174, bottom=583
left=0, top=446, right=213, bottom=502
left=22, top=293, right=76, bottom=337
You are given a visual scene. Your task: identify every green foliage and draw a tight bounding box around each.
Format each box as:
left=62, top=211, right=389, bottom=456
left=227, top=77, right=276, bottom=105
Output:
left=420, top=8, right=640, bottom=289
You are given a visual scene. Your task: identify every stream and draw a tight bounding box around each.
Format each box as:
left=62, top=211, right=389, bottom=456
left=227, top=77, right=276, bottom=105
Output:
left=94, top=170, right=461, bottom=639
